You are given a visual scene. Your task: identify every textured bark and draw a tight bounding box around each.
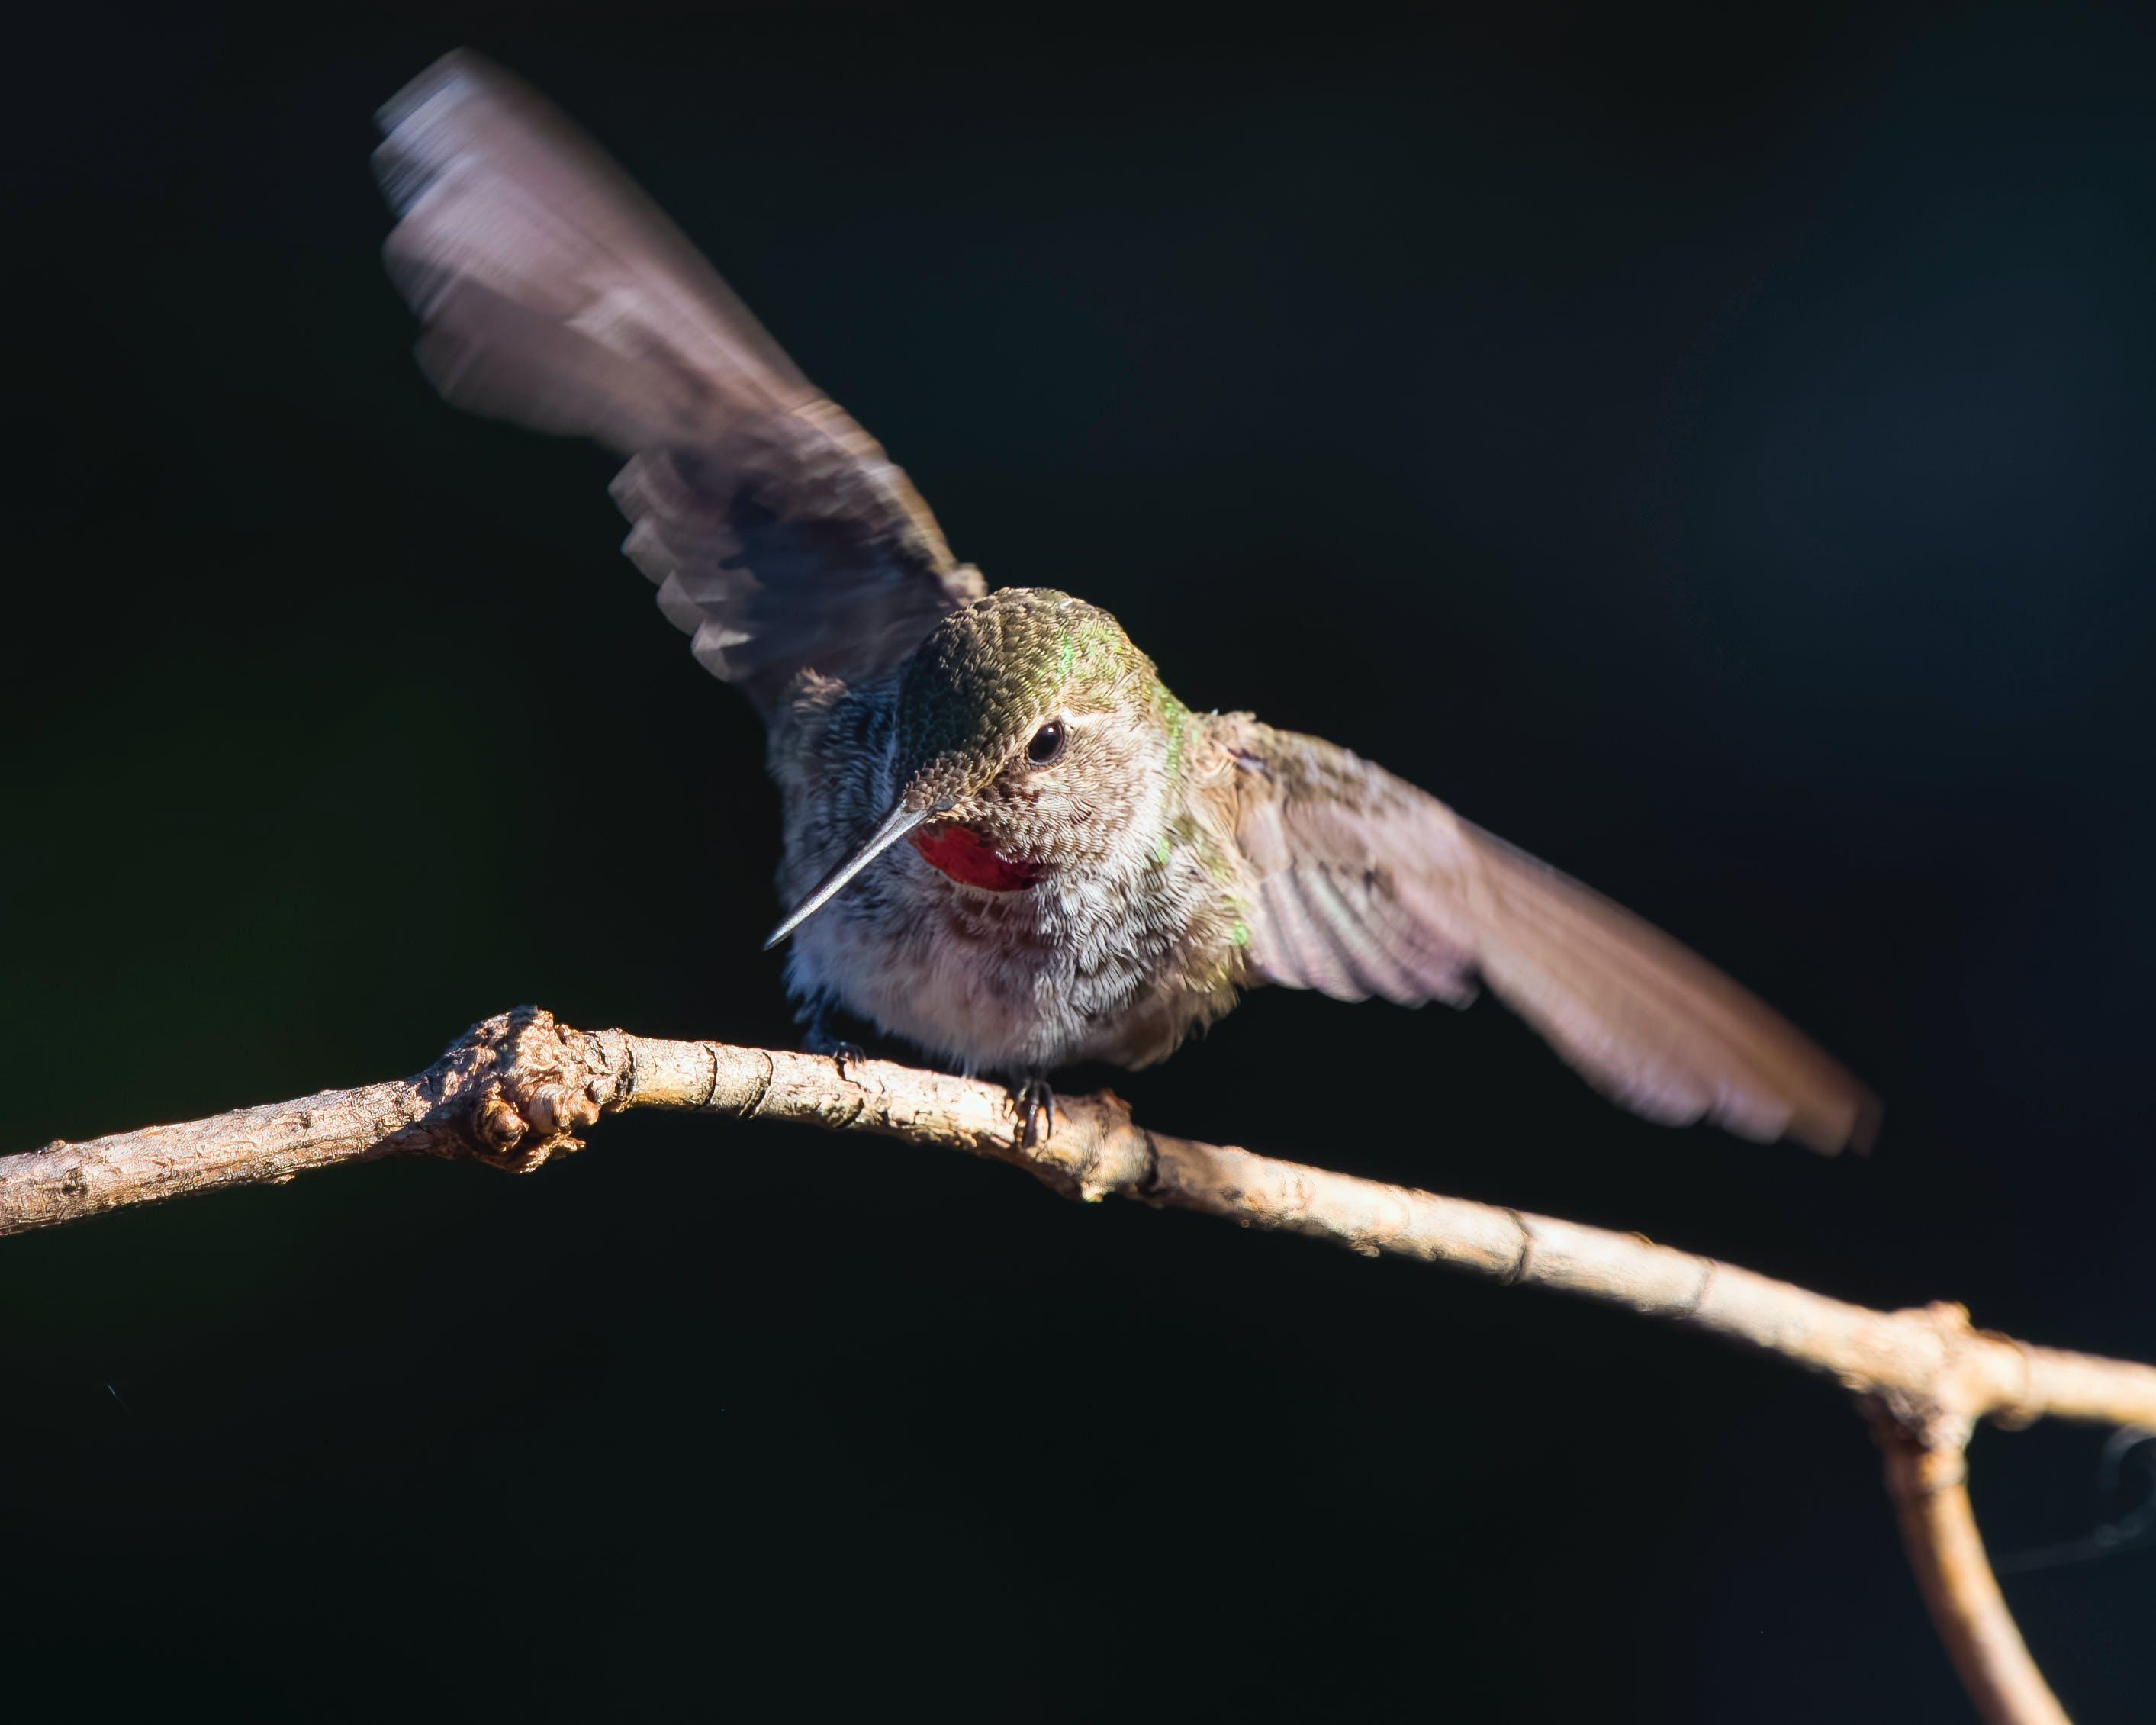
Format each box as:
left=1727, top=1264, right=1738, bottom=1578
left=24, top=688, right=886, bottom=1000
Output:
left=1873, top=1412, right=2074, bottom=1725
left=7, top=1008, right=2154, bottom=1439
left=5, top=1006, right=2148, bottom=1722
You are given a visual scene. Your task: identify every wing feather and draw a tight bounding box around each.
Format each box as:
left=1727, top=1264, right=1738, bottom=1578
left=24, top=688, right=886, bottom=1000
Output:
left=1223, top=719, right=1878, bottom=1154
left=374, top=50, right=985, bottom=713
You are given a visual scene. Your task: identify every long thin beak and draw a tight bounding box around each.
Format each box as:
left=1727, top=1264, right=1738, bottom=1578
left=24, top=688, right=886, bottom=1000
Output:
left=764, top=802, right=929, bottom=950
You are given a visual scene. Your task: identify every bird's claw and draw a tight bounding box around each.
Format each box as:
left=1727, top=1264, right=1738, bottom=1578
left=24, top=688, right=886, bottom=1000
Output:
left=802, top=1012, right=867, bottom=1080
left=1014, top=1076, right=1056, bottom=1147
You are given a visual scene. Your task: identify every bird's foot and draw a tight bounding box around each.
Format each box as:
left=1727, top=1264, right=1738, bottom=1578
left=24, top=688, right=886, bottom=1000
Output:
left=1012, top=1075, right=1057, bottom=1147
left=800, top=1011, right=868, bottom=1080
left=813, top=1037, right=868, bottom=1081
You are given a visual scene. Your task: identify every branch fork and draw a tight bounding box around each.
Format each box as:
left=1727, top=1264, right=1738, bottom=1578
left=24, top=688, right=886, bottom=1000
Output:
left=7, top=1005, right=2150, bottom=1723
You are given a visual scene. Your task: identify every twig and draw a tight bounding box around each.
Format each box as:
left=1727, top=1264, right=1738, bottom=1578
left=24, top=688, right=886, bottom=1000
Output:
left=1871, top=1409, right=2073, bottom=1725
left=8, top=1007, right=2150, bottom=1433
left=6, top=1006, right=2151, bottom=1720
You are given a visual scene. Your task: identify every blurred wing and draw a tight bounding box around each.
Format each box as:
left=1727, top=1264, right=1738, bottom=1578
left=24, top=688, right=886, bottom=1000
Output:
left=1223, top=720, right=1879, bottom=1154
left=374, top=50, right=984, bottom=713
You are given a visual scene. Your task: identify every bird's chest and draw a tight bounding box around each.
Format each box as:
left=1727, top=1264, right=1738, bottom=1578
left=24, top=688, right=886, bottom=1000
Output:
left=770, top=684, right=1231, bottom=1073
left=789, top=855, right=1156, bottom=1073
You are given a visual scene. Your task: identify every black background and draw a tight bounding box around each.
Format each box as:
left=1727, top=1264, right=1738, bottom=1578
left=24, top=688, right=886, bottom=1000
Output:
left=4, top=4, right=2153, bottom=1717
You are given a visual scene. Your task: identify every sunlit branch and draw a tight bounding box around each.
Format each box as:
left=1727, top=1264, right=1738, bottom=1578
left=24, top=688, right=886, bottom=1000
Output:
left=5, top=1006, right=2148, bottom=1721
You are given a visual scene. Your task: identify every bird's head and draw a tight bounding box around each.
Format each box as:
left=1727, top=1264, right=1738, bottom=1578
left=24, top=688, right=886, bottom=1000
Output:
left=766, top=589, right=1186, bottom=945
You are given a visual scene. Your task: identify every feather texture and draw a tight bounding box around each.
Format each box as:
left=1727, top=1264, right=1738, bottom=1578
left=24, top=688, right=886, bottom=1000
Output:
left=374, top=50, right=983, bottom=713
left=1221, top=719, right=1880, bottom=1154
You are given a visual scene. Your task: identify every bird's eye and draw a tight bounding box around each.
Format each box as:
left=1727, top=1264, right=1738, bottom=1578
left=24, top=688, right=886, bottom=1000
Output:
left=1025, top=721, right=1067, bottom=766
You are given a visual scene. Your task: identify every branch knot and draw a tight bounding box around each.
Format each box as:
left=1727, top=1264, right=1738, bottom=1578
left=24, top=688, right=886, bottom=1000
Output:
left=1016, top=1090, right=1154, bottom=1202
left=397, top=1006, right=625, bottom=1174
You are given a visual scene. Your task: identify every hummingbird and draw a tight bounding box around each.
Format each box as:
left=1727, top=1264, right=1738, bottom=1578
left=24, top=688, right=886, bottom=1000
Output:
left=375, top=52, right=1878, bottom=1154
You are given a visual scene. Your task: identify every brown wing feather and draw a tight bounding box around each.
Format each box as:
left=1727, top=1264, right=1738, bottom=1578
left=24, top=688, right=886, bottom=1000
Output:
left=1222, top=719, right=1879, bottom=1154
left=374, top=50, right=984, bottom=713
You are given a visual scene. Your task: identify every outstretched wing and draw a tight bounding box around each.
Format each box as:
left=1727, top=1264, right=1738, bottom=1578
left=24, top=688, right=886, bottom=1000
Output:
left=374, top=50, right=984, bottom=713
left=1222, top=719, right=1879, bottom=1154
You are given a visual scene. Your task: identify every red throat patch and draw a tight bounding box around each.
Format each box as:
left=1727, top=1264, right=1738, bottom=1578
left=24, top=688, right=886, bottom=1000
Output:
left=910, top=823, right=1047, bottom=892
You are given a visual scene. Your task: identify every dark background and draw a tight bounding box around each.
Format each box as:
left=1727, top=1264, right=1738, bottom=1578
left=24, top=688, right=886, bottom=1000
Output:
left=4, top=3, right=2152, bottom=1717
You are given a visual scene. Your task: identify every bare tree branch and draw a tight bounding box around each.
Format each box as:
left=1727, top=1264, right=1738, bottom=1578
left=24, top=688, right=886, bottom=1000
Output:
left=6, top=1006, right=2150, bottom=1720
left=1872, top=1410, right=2074, bottom=1725
left=10, top=1007, right=2151, bottom=1434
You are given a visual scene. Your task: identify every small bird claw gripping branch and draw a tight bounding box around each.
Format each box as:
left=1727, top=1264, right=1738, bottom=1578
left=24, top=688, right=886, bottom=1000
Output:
left=6, top=1007, right=2151, bottom=1723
